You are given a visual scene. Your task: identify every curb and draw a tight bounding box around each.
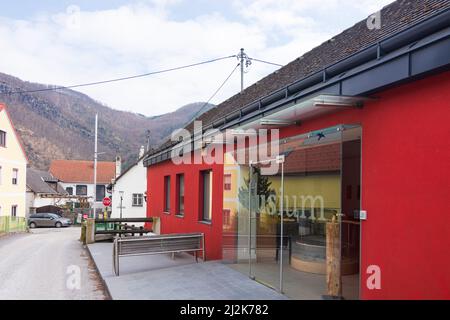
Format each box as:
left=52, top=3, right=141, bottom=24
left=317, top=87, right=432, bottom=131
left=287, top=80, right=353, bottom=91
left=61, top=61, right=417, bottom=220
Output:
left=85, top=243, right=113, bottom=300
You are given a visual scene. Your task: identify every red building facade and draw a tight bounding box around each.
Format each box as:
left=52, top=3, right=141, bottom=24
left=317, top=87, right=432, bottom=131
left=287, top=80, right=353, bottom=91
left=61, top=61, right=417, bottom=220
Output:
left=275, top=71, right=450, bottom=299
left=146, top=158, right=224, bottom=260
left=145, top=1, right=450, bottom=299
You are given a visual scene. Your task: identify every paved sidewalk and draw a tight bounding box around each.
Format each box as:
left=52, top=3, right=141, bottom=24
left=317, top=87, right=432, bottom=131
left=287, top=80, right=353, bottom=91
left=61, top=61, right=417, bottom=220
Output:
left=88, top=242, right=287, bottom=300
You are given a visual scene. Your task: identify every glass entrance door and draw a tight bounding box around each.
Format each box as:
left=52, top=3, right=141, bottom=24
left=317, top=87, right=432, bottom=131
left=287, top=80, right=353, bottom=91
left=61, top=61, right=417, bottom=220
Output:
left=340, top=125, right=362, bottom=299
left=248, top=158, right=284, bottom=291
left=222, top=124, right=362, bottom=299
left=279, top=126, right=344, bottom=299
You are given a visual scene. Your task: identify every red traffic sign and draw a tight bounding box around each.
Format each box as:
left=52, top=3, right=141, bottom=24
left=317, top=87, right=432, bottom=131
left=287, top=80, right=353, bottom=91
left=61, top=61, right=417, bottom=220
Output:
left=103, top=197, right=112, bottom=207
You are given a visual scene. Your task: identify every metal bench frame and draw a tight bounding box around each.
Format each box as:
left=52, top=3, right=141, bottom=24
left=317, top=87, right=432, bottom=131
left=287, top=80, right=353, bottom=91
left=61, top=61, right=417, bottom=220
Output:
left=113, top=233, right=205, bottom=276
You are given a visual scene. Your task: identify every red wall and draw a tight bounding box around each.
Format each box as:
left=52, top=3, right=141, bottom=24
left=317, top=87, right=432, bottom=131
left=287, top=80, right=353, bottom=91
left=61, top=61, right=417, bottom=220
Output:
left=147, top=157, right=224, bottom=260
left=278, top=71, right=450, bottom=299
left=146, top=70, right=450, bottom=299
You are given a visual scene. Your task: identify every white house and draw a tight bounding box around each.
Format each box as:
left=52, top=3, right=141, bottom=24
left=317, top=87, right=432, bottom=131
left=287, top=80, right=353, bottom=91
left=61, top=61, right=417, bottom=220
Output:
left=26, top=168, right=69, bottom=216
left=49, top=158, right=121, bottom=213
left=111, top=147, right=147, bottom=221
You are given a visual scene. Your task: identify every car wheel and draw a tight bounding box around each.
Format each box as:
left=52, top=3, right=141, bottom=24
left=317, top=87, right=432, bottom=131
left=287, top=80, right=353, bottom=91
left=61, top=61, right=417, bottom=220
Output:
left=55, top=222, right=62, bottom=228
left=29, top=222, right=37, bottom=229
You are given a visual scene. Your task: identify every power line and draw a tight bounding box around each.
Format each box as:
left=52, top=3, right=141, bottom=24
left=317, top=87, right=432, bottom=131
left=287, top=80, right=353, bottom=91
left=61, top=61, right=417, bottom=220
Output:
left=184, top=62, right=241, bottom=127
left=0, top=55, right=236, bottom=95
left=0, top=53, right=283, bottom=96
left=249, top=57, right=283, bottom=67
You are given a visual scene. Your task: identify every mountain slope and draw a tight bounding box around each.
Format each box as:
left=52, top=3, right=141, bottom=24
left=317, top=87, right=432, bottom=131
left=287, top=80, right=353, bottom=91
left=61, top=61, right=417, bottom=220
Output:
left=0, top=72, right=213, bottom=170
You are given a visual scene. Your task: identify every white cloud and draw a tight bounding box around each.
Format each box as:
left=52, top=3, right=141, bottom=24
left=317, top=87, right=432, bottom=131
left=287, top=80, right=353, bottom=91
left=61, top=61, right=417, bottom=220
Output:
left=0, top=0, right=393, bottom=116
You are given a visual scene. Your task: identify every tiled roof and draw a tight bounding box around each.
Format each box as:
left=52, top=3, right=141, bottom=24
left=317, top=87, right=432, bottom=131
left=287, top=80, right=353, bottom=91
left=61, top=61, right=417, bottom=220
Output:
left=27, top=168, right=67, bottom=194
left=49, top=160, right=116, bottom=184
left=148, top=0, right=450, bottom=157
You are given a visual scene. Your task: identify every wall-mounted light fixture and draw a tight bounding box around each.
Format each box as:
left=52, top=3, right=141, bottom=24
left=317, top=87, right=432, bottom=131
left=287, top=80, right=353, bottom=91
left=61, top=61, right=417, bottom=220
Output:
left=260, top=119, right=299, bottom=126
left=229, top=129, right=258, bottom=136
left=313, top=96, right=365, bottom=108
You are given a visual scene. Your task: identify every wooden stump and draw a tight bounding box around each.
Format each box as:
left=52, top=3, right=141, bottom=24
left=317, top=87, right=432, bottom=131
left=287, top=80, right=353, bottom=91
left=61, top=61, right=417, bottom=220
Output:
left=152, top=217, right=161, bottom=235
left=326, top=220, right=342, bottom=297
left=80, top=222, right=86, bottom=244
left=86, top=218, right=95, bottom=244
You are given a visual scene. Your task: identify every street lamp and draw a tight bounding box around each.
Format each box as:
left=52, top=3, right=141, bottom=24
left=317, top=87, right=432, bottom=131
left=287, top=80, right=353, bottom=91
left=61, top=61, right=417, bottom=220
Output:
left=119, top=191, right=124, bottom=219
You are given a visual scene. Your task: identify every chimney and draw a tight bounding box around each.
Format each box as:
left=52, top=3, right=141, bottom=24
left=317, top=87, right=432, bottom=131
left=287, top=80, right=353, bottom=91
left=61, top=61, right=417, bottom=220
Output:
left=115, top=156, right=122, bottom=178
left=139, top=146, right=145, bottom=159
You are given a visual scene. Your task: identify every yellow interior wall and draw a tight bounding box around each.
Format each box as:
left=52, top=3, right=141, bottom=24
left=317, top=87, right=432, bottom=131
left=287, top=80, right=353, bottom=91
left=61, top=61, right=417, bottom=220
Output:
left=268, top=175, right=341, bottom=210
left=223, top=158, right=341, bottom=217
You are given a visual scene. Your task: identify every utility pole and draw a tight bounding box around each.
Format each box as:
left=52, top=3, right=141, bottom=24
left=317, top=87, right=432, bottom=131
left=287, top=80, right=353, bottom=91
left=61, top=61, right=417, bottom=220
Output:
left=146, top=130, right=151, bottom=152
left=93, top=113, right=98, bottom=218
left=240, top=48, right=245, bottom=92
left=118, top=191, right=124, bottom=219
left=237, top=48, right=251, bottom=92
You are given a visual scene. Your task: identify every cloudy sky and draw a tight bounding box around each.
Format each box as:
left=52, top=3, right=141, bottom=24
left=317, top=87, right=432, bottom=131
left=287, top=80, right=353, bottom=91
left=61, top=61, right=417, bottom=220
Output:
left=0, top=0, right=393, bottom=116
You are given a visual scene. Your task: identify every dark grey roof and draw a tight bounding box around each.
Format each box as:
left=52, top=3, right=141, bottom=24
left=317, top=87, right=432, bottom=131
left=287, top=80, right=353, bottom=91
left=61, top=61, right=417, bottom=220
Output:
left=146, top=0, right=450, bottom=159
left=27, top=168, right=67, bottom=195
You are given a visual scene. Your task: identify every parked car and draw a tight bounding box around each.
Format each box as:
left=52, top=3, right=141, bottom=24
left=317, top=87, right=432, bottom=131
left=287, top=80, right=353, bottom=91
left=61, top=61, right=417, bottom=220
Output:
left=28, top=213, right=72, bottom=228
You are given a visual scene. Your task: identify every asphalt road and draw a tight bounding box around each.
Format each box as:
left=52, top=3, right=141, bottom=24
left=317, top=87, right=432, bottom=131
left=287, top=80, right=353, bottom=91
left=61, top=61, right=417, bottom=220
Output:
left=0, top=227, right=107, bottom=300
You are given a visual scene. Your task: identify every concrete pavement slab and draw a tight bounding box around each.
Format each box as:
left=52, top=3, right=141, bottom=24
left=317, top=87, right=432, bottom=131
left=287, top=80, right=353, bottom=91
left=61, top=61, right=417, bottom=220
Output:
left=88, top=242, right=287, bottom=300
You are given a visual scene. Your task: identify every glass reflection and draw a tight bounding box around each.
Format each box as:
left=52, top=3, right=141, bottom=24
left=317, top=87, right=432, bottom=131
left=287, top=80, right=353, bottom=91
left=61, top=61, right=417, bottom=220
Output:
left=222, top=125, right=361, bottom=300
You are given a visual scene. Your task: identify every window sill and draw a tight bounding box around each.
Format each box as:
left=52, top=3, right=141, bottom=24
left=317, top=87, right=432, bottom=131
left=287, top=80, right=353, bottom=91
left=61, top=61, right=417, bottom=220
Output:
left=175, top=214, right=184, bottom=218
left=198, top=220, right=212, bottom=226
left=163, top=211, right=170, bottom=215
left=132, top=205, right=144, bottom=207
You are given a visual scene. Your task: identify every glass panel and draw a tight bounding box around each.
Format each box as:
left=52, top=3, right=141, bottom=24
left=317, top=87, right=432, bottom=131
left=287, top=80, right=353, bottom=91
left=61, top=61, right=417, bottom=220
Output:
left=0, top=130, right=6, bottom=147
left=76, top=185, right=87, bottom=196
left=201, top=170, right=212, bottom=221
left=279, top=126, right=343, bottom=299
left=222, top=152, right=243, bottom=265
left=96, top=185, right=105, bottom=201
left=248, top=159, right=283, bottom=291
left=222, top=124, right=362, bottom=299
left=340, top=125, right=362, bottom=300
left=178, top=175, right=185, bottom=215
left=164, top=176, right=170, bottom=212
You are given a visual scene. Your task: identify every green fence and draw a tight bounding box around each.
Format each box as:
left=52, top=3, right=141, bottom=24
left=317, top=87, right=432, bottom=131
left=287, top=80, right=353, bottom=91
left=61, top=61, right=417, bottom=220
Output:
left=0, top=216, right=27, bottom=234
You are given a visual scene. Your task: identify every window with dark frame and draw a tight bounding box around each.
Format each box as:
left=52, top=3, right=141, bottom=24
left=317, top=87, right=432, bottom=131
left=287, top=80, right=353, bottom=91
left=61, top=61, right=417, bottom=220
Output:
left=164, top=176, right=171, bottom=212
left=66, top=187, right=73, bottom=195
left=224, top=174, right=232, bottom=191
left=223, top=209, right=231, bottom=226
left=200, top=170, right=212, bottom=222
left=11, top=205, right=17, bottom=218
left=12, top=168, right=18, bottom=185
left=132, top=193, right=144, bottom=207
left=76, top=185, right=88, bottom=196
left=0, top=130, right=5, bottom=147
left=176, top=174, right=185, bottom=216
left=96, top=185, right=105, bottom=201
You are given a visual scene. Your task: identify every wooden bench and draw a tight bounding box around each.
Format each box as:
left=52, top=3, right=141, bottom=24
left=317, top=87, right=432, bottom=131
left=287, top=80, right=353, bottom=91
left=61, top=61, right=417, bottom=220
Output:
left=113, top=233, right=205, bottom=276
